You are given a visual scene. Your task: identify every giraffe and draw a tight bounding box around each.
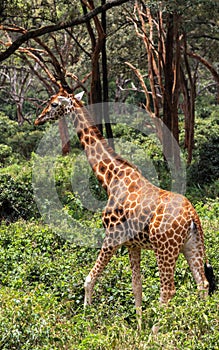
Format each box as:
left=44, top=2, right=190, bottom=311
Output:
left=34, top=87, right=215, bottom=321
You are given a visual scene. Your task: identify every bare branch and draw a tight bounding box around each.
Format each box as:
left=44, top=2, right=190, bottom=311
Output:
left=65, top=28, right=91, bottom=58
left=187, top=50, right=219, bottom=85
left=125, top=61, right=154, bottom=116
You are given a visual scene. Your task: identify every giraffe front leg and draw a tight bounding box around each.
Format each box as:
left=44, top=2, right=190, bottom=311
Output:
left=84, top=274, right=94, bottom=307
left=84, top=243, right=117, bottom=307
left=128, top=247, right=142, bottom=329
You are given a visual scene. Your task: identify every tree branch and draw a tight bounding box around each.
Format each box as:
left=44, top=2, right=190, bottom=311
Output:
left=0, top=0, right=129, bottom=62
left=187, top=50, right=219, bottom=85
left=125, top=61, right=154, bottom=116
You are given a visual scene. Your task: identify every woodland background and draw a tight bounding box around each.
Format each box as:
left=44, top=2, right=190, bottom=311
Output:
left=0, top=0, right=218, bottom=349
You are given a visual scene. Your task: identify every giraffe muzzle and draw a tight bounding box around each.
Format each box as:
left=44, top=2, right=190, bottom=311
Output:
left=34, top=115, right=48, bottom=125
left=34, top=119, right=41, bottom=125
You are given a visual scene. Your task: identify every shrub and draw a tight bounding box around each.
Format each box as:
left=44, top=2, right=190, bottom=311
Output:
left=0, top=203, right=218, bottom=349
left=0, top=164, right=38, bottom=221
left=187, top=106, right=219, bottom=187
left=0, top=144, right=13, bottom=166
left=0, top=111, right=44, bottom=161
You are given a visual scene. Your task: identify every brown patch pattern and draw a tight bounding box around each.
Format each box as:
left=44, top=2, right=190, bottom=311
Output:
left=35, top=89, right=210, bottom=314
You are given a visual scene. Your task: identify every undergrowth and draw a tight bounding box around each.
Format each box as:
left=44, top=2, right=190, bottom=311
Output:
left=0, top=198, right=218, bottom=349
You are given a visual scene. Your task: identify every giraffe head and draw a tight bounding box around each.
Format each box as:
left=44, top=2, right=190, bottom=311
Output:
left=34, top=89, right=84, bottom=125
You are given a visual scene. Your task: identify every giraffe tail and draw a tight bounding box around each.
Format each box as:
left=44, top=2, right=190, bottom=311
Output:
left=192, top=217, right=216, bottom=296
left=204, top=262, right=216, bottom=296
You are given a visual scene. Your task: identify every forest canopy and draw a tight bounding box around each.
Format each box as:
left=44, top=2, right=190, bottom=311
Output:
left=0, top=0, right=218, bottom=173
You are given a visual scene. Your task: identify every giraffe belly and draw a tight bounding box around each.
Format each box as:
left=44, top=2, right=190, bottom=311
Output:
left=125, top=232, right=153, bottom=250
left=124, top=218, right=153, bottom=249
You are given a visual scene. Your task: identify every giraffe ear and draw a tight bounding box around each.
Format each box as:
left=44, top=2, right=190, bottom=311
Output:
left=57, top=96, right=70, bottom=105
left=74, top=91, right=84, bottom=101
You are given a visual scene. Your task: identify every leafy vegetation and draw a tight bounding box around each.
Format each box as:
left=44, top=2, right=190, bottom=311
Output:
left=0, top=201, right=218, bottom=349
left=0, top=107, right=218, bottom=348
left=188, top=105, right=219, bottom=185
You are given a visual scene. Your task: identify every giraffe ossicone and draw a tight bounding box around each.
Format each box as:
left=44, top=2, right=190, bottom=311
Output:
left=34, top=88, right=216, bottom=321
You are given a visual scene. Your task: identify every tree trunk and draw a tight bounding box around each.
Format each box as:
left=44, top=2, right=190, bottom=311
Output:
left=163, top=13, right=174, bottom=163
left=58, top=118, right=71, bottom=155
left=181, top=46, right=197, bottom=165
left=101, top=0, right=114, bottom=148
left=81, top=0, right=104, bottom=133
left=163, top=13, right=181, bottom=169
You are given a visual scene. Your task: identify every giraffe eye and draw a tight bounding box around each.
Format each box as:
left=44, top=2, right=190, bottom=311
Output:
left=51, top=102, right=58, bottom=108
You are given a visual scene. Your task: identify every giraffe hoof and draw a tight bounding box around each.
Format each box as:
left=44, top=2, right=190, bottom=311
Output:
left=152, top=323, right=160, bottom=335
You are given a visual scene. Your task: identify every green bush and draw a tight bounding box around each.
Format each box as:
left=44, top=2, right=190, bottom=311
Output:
left=0, top=144, right=13, bottom=166
left=187, top=106, right=219, bottom=187
left=10, top=129, right=44, bottom=159
left=0, top=112, right=44, bottom=161
left=0, top=164, right=38, bottom=221
left=0, top=112, right=18, bottom=144
left=0, top=200, right=218, bottom=349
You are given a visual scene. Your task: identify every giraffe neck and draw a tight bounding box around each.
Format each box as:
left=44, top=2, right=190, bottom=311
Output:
left=71, top=104, right=137, bottom=194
